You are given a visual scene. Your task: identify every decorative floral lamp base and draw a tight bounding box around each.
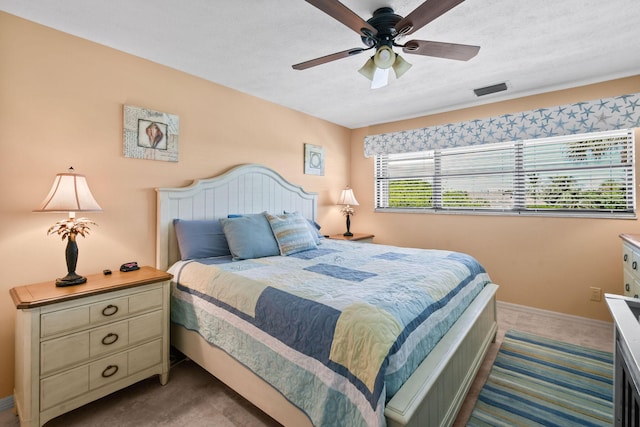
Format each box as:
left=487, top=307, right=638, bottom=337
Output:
left=343, top=213, right=353, bottom=237
left=56, top=274, right=87, bottom=287
left=56, top=235, right=87, bottom=287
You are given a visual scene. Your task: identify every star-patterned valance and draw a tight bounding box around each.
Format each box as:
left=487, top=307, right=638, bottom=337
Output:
left=364, top=93, right=640, bottom=157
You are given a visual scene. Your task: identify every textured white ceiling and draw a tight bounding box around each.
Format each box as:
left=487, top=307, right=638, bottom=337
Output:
left=1, top=0, right=639, bottom=128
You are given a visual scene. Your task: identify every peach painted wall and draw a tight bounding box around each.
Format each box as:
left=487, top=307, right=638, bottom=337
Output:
left=1, top=9, right=638, bottom=404
left=0, top=12, right=350, bottom=399
left=349, top=76, right=640, bottom=324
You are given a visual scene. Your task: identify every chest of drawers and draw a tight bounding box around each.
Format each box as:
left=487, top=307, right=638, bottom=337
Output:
left=621, top=234, right=640, bottom=298
left=10, top=266, right=172, bottom=427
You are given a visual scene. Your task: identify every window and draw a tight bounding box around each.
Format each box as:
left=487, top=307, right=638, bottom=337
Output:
left=375, top=129, right=635, bottom=217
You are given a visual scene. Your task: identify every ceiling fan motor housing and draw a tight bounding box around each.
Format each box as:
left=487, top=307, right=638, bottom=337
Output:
left=361, top=7, right=403, bottom=48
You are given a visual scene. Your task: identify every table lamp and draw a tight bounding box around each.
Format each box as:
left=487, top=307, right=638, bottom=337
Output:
left=34, top=167, right=102, bottom=286
left=337, top=187, right=359, bottom=237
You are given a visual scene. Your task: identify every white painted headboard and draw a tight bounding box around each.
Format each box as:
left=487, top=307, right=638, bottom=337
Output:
left=155, top=164, right=318, bottom=270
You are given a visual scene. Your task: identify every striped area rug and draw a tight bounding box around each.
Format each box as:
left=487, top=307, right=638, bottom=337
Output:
left=468, top=329, right=613, bottom=427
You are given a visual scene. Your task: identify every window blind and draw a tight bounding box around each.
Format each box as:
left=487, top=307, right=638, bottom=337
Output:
left=375, top=129, right=635, bottom=217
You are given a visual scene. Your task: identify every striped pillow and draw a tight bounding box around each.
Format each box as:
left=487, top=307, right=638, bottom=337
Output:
left=265, top=212, right=317, bottom=256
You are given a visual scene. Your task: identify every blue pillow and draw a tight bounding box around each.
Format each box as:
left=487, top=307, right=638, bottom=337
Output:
left=305, top=219, right=323, bottom=244
left=265, top=212, right=318, bottom=256
left=283, top=211, right=323, bottom=244
left=173, top=219, right=231, bottom=260
left=219, top=214, right=280, bottom=260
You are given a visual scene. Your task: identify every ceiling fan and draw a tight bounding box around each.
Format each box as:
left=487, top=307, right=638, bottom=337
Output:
left=292, top=0, right=480, bottom=89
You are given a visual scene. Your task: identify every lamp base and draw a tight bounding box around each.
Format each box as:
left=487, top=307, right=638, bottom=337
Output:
left=56, top=273, right=87, bottom=287
left=343, top=231, right=354, bottom=237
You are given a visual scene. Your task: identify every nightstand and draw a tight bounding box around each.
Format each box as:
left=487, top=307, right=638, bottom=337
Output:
left=327, top=233, right=375, bottom=243
left=10, top=266, right=172, bottom=427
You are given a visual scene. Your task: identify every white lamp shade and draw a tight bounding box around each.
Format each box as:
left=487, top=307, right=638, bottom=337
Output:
left=35, top=171, right=102, bottom=212
left=337, top=188, right=359, bottom=206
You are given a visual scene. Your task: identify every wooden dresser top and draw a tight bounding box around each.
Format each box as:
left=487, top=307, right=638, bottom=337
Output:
left=10, top=266, right=173, bottom=309
left=621, top=234, right=640, bottom=250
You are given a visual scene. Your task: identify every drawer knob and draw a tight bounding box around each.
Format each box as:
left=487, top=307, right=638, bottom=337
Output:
left=101, top=333, right=119, bottom=346
left=102, top=304, right=119, bottom=317
left=625, top=254, right=629, bottom=262
left=634, top=261, right=638, bottom=271
left=101, top=364, right=119, bottom=378
left=626, top=283, right=631, bottom=292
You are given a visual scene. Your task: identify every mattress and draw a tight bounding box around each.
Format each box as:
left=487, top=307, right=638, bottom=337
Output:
left=169, top=239, right=493, bottom=426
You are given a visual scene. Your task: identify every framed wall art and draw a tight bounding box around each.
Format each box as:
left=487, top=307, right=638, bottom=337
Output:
left=304, top=143, right=325, bottom=176
left=123, top=105, right=179, bottom=162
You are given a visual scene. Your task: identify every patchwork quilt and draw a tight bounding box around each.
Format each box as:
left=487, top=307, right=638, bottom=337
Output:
left=169, top=239, right=493, bottom=427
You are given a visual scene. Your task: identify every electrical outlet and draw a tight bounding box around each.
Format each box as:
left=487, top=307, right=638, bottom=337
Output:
left=590, top=287, right=602, bottom=302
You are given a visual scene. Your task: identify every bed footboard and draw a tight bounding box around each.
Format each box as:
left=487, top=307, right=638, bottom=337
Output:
left=385, top=283, right=499, bottom=427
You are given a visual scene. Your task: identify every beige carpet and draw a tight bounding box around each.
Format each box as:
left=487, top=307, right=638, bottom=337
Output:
left=1, top=303, right=612, bottom=427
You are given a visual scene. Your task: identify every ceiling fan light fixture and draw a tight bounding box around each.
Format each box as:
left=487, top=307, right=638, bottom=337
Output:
left=392, top=54, right=412, bottom=79
left=358, top=57, right=377, bottom=80
left=373, top=45, right=396, bottom=69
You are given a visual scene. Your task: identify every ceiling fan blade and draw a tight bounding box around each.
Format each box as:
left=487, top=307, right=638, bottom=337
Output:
left=371, top=68, right=390, bottom=89
left=304, top=0, right=378, bottom=37
left=292, top=47, right=367, bottom=70
left=403, top=40, right=480, bottom=61
left=395, top=0, right=466, bottom=35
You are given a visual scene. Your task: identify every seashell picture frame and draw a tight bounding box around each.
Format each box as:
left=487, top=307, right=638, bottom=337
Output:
left=123, top=105, right=179, bottom=162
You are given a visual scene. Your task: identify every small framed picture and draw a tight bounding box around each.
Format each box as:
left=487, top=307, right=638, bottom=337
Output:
left=123, top=105, right=179, bottom=162
left=304, top=143, right=325, bottom=176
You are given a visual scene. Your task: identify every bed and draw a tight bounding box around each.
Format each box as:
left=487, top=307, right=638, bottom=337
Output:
left=156, top=164, right=498, bottom=427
